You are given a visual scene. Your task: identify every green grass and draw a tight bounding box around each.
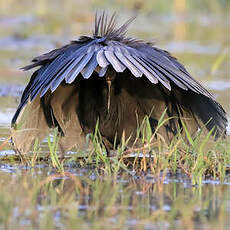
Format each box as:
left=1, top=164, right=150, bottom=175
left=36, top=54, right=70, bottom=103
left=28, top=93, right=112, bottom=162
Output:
left=4, top=114, right=229, bottom=184
left=52, top=116, right=230, bottom=184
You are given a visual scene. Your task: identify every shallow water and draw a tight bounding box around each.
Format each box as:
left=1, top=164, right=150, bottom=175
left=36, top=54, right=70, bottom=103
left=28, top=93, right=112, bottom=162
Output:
left=0, top=2, right=230, bottom=229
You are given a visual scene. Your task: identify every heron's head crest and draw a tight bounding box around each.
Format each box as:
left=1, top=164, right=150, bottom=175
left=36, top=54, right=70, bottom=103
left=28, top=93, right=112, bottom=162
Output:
left=93, top=11, right=136, bottom=41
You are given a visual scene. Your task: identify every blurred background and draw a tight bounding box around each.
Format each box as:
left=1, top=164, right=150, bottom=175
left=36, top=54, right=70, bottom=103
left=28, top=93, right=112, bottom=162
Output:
left=0, top=0, right=230, bottom=127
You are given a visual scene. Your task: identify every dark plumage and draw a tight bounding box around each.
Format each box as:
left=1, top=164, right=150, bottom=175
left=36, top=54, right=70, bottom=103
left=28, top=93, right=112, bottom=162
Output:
left=11, top=12, right=227, bottom=155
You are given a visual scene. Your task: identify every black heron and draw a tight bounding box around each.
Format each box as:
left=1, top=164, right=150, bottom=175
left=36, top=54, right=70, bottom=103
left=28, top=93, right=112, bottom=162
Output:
left=11, top=12, right=227, bottom=155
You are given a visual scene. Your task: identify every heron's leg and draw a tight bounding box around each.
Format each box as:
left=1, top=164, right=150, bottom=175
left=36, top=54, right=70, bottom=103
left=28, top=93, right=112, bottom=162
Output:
left=58, top=140, right=66, bottom=160
left=102, top=136, right=114, bottom=157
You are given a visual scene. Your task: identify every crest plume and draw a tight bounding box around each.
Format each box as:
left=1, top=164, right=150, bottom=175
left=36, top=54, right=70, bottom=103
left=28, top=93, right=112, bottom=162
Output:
left=94, top=11, right=136, bottom=40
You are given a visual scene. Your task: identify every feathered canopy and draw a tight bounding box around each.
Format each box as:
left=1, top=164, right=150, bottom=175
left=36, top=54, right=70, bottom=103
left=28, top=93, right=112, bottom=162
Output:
left=13, top=13, right=217, bottom=121
left=11, top=12, right=227, bottom=155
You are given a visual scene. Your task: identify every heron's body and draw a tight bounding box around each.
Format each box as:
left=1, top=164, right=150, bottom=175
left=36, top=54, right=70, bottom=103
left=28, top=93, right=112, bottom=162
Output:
left=11, top=13, right=227, bottom=155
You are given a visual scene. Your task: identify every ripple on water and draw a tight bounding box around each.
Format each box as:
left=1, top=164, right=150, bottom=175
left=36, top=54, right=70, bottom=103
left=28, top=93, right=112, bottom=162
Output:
left=0, top=84, right=24, bottom=97
left=0, top=164, right=17, bottom=173
left=0, top=111, right=14, bottom=125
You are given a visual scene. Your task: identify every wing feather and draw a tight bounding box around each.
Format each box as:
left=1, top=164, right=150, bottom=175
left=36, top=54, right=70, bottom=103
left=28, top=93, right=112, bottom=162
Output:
left=136, top=45, right=212, bottom=97
left=104, top=50, right=126, bottom=72
left=138, top=56, right=188, bottom=90
left=96, top=50, right=109, bottom=68
left=65, top=51, right=95, bottom=83
left=118, top=46, right=159, bottom=84
left=113, top=49, right=142, bottom=77
left=40, top=58, right=78, bottom=96
left=145, top=56, right=203, bottom=94
left=99, top=66, right=108, bottom=77
left=81, top=53, right=98, bottom=79
left=31, top=46, right=89, bottom=99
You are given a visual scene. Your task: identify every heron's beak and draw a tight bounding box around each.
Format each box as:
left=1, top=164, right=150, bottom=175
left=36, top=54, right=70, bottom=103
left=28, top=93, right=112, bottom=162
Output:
left=107, top=79, right=111, bottom=112
left=105, top=69, right=115, bottom=113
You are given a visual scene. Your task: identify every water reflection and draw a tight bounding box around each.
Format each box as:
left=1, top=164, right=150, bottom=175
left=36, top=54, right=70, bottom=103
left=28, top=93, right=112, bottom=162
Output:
left=1, top=165, right=230, bottom=228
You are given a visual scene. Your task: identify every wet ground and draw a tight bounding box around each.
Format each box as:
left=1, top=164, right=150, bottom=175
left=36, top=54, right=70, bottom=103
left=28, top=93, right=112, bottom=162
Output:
left=0, top=2, right=230, bottom=229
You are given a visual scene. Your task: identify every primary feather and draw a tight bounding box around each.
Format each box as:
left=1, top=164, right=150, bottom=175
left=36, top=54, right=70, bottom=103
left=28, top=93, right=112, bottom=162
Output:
left=11, top=12, right=227, bottom=155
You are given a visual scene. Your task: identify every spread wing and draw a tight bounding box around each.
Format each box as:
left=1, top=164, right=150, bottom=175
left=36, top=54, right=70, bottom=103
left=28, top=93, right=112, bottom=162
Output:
left=12, top=41, right=215, bottom=120
left=12, top=12, right=227, bottom=137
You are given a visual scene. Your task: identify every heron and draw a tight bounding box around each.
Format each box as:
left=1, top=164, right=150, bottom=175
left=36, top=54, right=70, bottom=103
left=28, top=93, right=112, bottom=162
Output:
left=11, top=12, right=227, bottom=156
